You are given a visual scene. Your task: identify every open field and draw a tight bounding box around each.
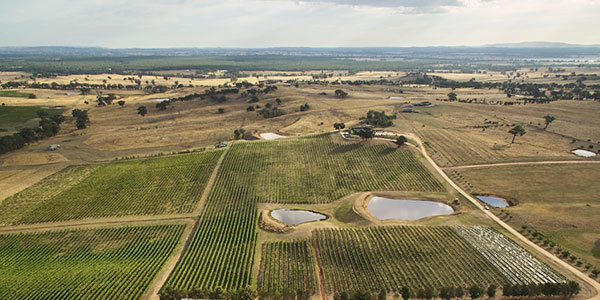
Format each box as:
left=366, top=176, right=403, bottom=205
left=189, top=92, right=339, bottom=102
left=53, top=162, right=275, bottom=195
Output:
left=458, top=164, right=600, bottom=268
left=0, top=150, right=222, bottom=225
left=0, top=90, right=34, bottom=98
left=258, top=239, right=317, bottom=293
left=0, top=223, right=186, bottom=300
left=404, top=100, right=600, bottom=167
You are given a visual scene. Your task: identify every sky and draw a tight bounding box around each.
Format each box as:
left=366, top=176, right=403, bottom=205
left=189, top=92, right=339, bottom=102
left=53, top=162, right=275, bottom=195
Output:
left=1, top=0, right=599, bottom=48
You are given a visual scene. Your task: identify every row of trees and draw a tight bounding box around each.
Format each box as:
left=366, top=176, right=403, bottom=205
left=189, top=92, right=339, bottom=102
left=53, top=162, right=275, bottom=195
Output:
left=159, top=281, right=580, bottom=300
left=333, top=282, right=579, bottom=300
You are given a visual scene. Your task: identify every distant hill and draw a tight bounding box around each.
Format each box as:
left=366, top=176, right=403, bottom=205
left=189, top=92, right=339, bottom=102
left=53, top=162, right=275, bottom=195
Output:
left=484, top=41, right=600, bottom=48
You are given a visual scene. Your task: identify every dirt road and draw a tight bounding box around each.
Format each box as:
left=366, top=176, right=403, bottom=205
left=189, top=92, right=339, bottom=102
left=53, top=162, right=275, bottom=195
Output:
left=445, top=160, right=600, bottom=170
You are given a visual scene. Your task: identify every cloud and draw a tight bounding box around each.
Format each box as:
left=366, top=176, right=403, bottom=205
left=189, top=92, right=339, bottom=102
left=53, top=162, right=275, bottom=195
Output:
left=297, top=0, right=463, bottom=7
left=0, top=0, right=599, bottom=47
left=295, top=0, right=469, bottom=14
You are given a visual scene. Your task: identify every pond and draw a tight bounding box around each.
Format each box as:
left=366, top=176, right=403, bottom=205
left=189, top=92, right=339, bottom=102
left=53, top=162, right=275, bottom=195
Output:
left=270, top=209, right=327, bottom=226
left=260, top=132, right=286, bottom=140
left=475, top=195, right=509, bottom=208
left=367, top=197, right=454, bottom=220
left=571, top=149, right=596, bottom=157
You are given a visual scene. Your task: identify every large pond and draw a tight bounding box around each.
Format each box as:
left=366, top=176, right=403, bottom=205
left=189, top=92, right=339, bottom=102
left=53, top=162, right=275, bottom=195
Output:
left=572, top=149, right=596, bottom=157
left=270, top=209, right=327, bottom=226
left=476, top=195, right=509, bottom=208
left=367, top=197, right=454, bottom=220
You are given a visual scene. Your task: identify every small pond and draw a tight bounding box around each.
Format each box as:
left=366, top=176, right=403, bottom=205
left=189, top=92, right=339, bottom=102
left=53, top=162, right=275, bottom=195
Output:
left=367, top=197, right=454, bottom=220
left=476, top=195, right=509, bottom=208
left=260, top=132, right=286, bottom=140
left=270, top=209, right=327, bottom=226
left=572, top=149, right=596, bottom=157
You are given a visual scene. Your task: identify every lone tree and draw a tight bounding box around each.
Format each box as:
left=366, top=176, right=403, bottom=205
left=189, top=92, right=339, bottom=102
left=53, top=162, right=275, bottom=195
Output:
left=469, top=285, right=483, bottom=299
left=400, top=287, right=410, bottom=300
left=333, top=122, right=346, bottom=130
left=117, top=100, right=125, bottom=107
left=378, top=289, right=386, bottom=300
left=335, top=89, right=348, bottom=98
left=508, top=125, right=526, bottom=144
left=448, top=92, right=457, bottom=101
left=487, top=285, right=497, bottom=298
left=395, top=135, right=408, bottom=147
left=137, top=106, right=147, bottom=117
left=217, top=108, right=225, bottom=114
left=543, top=115, right=555, bottom=129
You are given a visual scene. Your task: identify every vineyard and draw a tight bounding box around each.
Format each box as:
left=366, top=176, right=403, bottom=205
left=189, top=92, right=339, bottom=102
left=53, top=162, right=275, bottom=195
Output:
left=258, top=240, right=317, bottom=293
left=0, top=224, right=186, bottom=300
left=209, top=133, right=444, bottom=204
left=165, top=133, right=445, bottom=292
left=454, top=226, right=565, bottom=285
left=315, top=226, right=507, bottom=293
left=0, top=150, right=222, bottom=225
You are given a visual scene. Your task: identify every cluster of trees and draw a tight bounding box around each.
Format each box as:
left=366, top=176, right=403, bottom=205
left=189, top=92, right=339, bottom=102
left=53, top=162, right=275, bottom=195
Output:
left=352, top=126, right=375, bottom=141
left=335, top=89, right=349, bottom=98
left=0, top=110, right=65, bottom=154
left=299, top=103, right=310, bottom=112
left=96, top=94, right=117, bottom=106
left=233, top=128, right=245, bottom=140
left=71, top=109, right=90, bottom=129
left=258, top=107, right=285, bottom=118
left=362, top=110, right=396, bottom=127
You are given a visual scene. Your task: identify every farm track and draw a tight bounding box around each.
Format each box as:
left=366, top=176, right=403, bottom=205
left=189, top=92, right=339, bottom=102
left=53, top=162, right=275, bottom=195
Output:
left=193, top=145, right=231, bottom=215
left=312, top=233, right=328, bottom=300
left=443, top=160, right=600, bottom=170
left=146, top=220, right=198, bottom=300
left=406, top=133, right=600, bottom=300
left=0, top=214, right=196, bottom=234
